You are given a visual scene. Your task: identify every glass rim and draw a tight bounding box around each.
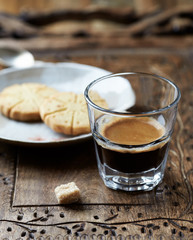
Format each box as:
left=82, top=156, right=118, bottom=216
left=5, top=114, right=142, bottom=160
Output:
left=84, top=72, right=181, bottom=116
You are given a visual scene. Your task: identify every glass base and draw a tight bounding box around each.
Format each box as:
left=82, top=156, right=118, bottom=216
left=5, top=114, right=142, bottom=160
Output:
left=98, top=162, right=165, bottom=192
left=102, top=173, right=163, bottom=191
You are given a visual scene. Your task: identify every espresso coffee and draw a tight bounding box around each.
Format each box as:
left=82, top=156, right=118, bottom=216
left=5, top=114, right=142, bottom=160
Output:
left=100, top=117, right=165, bottom=146
left=94, top=116, right=169, bottom=173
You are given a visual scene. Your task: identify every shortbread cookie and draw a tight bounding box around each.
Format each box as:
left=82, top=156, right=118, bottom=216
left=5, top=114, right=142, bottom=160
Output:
left=40, top=91, right=108, bottom=135
left=55, top=182, right=80, bottom=204
left=0, top=83, right=58, bottom=121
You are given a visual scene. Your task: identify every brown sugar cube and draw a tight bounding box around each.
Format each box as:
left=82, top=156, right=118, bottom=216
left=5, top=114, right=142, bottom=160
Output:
left=54, top=182, right=80, bottom=204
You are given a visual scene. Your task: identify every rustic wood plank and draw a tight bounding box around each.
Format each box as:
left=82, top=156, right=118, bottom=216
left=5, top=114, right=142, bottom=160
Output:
left=21, top=7, right=135, bottom=26
left=0, top=0, right=92, bottom=14
left=13, top=141, right=152, bottom=206
left=0, top=49, right=193, bottom=239
left=1, top=6, right=193, bottom=40
left=1, top=35, right=193, bottom=54
left=119, top=5, right=193, bottom=36
left=0, top=13, right=38, bottom=38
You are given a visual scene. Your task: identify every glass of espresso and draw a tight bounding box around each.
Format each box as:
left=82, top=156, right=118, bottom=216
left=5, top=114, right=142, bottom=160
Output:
left=84, top=72, right=181, bottom=191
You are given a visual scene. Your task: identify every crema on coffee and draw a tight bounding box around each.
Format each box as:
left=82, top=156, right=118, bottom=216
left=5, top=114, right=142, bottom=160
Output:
left=93, top=116, right=169, bottom=173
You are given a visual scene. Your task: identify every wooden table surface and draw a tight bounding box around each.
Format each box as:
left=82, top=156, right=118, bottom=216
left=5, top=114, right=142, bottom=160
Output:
left=0, top=6, right=193, bottom=240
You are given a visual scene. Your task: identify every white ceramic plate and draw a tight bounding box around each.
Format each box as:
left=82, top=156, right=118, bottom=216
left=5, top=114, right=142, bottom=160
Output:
left=0, top=62, right=111, bottom=146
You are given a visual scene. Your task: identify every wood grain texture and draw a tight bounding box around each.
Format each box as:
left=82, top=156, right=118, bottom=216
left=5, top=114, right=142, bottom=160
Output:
left=0, top=49, right=193, bottom=239
left=0, top=5, right=193, bottom=51
left=13, top=142, right=153, bottom=206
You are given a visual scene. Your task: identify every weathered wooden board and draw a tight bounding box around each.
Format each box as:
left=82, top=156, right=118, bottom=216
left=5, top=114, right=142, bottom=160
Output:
left=0, top=49, right=193, bottom=239
left=0, top=5, right=193, bottom=52
left=13, top=143, right=153, bottom=206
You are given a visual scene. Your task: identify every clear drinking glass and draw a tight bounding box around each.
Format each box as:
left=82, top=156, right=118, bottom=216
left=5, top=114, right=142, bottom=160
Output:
left=84, top=72, right=181, bottom=191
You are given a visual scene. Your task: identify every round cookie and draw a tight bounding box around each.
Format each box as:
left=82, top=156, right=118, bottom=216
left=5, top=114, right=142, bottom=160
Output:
left=0, top=83, right=58, bottom=121
left=40, top=91, right=108, bottom=136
